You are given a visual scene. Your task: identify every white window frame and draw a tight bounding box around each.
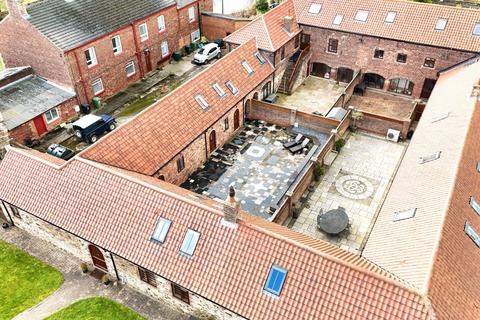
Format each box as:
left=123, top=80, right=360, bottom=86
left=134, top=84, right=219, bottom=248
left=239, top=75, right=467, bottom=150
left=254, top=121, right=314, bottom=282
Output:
left=85, top=47, right=97, bottom=67
left=333, top=15, right=343, bottom=26
left=465, top=222, right=480, bottom=248
left=355, top=10, right=369, bottom=22
left=112, top=35, right=122, bottom=55
left=435, top=18, right=447, bottom=31
left=180, top=229, right=200, bottom=257
left=470, top=197, right=480, bottom=216
left=308, top=3, right=321, bottom=14
left=92, top=78, right=104, bottom=96
left=44, top=107, right=59, bottom=124
left=473, top=23, right=480, bottom=36
left=241, top=61, right=254, bottom=75
left=225, top=81, right=238, bottom=95
left=393, top=208, right=417, bottom=222
left=212, top=82, right=226, bottom=98
left=191, top=29, right=200, bottom=42
left=125, top=61, right=136, bottom=77
left=139, top=23, right=149, bottom=42
left=161, top=40, right=169, bottom=57
left=255, top=52, right=266, bottom=65
left=157, top=15, right=166, bottom=32
left=188, top=6, right=195, bottom=22
left=195, top=95, right=209, bottom=110
left=385, top=11, right=396, bottom=24
left=151, top=217, right=172, bottom=244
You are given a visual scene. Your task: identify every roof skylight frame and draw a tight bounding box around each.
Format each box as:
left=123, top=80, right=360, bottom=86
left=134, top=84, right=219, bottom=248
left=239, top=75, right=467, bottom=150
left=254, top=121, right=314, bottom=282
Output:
left=264, top=264, right=288, bottom=296
left=465, top=221, right=480, bottom=248
left=194, top=94, right=210, bottom=110
left=473, top=23, right=480, bottom=36
left=308, top=3, right=322, bottom=15
left=333, top=14, right=343, bottom=26
left=225, top=80, right=239, bottom=95
left=151, top=217, right=172, bottom=244
left=418, top=151, right=441, bottom=164
left=180, top=228, right=200, bottom=257
left=212, top=82, right=226, bottom=98
left=393, top=208, right=417, bottom=222
left=435, top=18, right=448, bottom=31
left=241, top=60, right=254, bottom=75
left=385, top=11, right=396, bottom=24
left=470, top=196, right=480, bottom=216
left=255, top=52, right=266, bottom=65
left=355, top=10, right=369, bottom=22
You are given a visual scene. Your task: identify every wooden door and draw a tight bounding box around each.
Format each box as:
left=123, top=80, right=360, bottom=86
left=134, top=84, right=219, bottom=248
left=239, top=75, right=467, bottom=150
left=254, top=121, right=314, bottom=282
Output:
left=234, top=109, right=240, bottom=130
left=420, top=78, right=437, bottom=99
left=33, top=115, right=47, bottom=136
left=88, top=244, right=108, bottom=271
left=144, top=50, right=152, bottom=73
left=209, top=130, right=216, bottom=153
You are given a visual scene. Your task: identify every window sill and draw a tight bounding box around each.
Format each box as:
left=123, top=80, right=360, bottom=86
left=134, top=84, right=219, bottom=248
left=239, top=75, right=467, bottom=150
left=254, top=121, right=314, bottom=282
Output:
left=87, top=63, right=99, bottom=70
left=45, top=117, right=60, bottom=124
left=326, top=50, right=338, bottom=55
left=158, top=29, right=167, bottom=34
left=127, top=73, right=137, bottom=79
left=94, top=90, right=105, bottom=97
left=140, top=38, right=149, bottom=43
left=113, top=51, right=123, bottom=56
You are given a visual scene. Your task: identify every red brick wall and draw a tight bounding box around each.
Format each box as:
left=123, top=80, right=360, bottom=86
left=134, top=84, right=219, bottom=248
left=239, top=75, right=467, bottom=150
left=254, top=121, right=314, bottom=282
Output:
left=0, top=10, right=73, bottom=90
left=177, top=3, right=201, bottom=48
left=302, top=26, right=475, bottom=98
left=205, top=101, right=244, bottom=153
left=428, top=100, right=480, bottom=320
left=201, top=13, right=251, bottom=40
left=9, top=97, right=79, bottom=144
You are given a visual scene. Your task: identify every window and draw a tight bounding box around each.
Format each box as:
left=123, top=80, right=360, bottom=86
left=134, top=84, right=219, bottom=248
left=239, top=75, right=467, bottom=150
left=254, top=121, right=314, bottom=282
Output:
left=465, top=222, right=480, bottom=248
left=112, top=35, right=122, bottom=55
left=161, top=41, right=169, bottom=57
left=241, top=61, right=254, bottom=75
left=385, top=11, right=396, bottom=23
left=308, top=3, right=321, bottom=14
left=188, top=6, right=195, bottom=22
left=125, top=61, right=136, bottom=77
left=180, top=229, right=200, bottom=257
left=374, top=49, right=384, bottom=59
left=225, top=81, right=238, bottom=95
left=212, top=82, right=226, bottom=98
left=477, top=162, right=480, bottom=172
left=389, top=78, right=414, bottom=95
left=138, top=267, right=157, bottom=287
left=396, top=53, right=407, bottom=63
left=44, top=108, right=59, bottom=123
left=327, top=39, right=338, bottom=53
left=470, top=197, right=480, bottom=215
left=139, top=23, right=148, bottom=42
left=435, top=18, right=447, bottom=31
left=393, top=208, right=416, bottom=222
left=151, top=217, right=172, bottom=243
left=191, top=29, right=200, bottom=42
left=157, top=15, right=166, bottom=32
left=355, top=10, right=369, bottom=22
left=418, top=151, right=441, bottom=164
left=194, top=95, right=209, bottom=110
left=333, top=14, right=343, bottom=26
left=224, top=118, right=229, bottom=130
left=473, top=23, right=480, bottom=36
left=424, top=57, right=436, bottom=68
left=84, top=47, right=97, bottom=67
left=171, top=283, right=190, bottom=304
left=264, top=265, right=287, bottom=296
left=91, top=78, right=104, bottom=95
left=177, top=156, right=185, bottom=172
left=255, top=52, right=266, bottom=65
left=280, top=47, right=285, bottom=60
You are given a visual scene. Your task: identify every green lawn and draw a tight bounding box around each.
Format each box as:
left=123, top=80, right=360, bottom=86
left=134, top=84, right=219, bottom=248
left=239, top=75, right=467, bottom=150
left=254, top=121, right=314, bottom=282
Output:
left=45, top=297, right=145, bottom=320
left=0, top=240, right=64, bottom=320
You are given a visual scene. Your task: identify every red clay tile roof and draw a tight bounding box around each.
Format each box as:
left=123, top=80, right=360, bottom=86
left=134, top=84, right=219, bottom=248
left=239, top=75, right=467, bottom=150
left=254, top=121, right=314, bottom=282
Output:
left=81, top=38, right=274, bottom=175
left=0, top=147, right=436, bottom=320
left=297, top=0, right=480, bottom=52
left=225, top=0, right=301, bottom=52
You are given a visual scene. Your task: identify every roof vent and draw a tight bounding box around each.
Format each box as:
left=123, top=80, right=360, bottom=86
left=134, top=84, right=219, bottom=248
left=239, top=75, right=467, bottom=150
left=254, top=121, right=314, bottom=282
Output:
left=284, top=16, right=293, bottom=33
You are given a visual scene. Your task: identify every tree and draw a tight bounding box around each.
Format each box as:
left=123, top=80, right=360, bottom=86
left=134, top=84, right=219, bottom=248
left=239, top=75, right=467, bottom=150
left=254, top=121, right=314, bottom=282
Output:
left=256, top=0, right=269, bottom=13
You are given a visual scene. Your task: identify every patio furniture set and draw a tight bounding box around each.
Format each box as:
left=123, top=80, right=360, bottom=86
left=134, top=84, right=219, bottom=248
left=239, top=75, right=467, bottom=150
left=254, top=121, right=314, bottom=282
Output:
left=282, top=133, right=310, bottom=154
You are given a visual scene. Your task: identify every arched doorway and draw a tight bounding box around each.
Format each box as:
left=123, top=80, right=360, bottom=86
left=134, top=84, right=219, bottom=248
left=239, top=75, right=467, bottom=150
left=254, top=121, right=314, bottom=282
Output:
left=336, top=67, right=354, bottom=83
left=364, top=73, right=385, bottom=89
left=311, top=63, right=331, bottom=78
left=388, top=78, right=414, bottom=95
left=88, top=244, right=108, bottom=271
left=262, top=81, right=272, bottom=99
left=209, top=130, right=217, bottom=153
left=234, top=109, right=240, bottom=130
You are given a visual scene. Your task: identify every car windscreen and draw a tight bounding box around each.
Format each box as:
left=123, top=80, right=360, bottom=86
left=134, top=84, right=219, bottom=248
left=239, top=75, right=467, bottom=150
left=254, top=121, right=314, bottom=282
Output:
left=198, top=48, right=205, bottom=54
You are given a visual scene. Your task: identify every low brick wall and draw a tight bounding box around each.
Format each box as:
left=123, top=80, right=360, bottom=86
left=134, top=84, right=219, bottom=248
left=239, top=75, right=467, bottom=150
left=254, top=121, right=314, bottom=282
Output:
left=330, top=71, right=363, bottom=110
left=201, top=12, right=251, bottom=40
left=357, top=111, right=410, bottom=138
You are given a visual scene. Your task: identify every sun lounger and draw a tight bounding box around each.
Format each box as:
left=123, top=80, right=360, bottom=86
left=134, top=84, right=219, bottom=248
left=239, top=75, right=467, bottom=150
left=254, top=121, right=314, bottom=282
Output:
left=289, top=138, right=310, bottom=154
left=283, top=134, right=303, bottom=149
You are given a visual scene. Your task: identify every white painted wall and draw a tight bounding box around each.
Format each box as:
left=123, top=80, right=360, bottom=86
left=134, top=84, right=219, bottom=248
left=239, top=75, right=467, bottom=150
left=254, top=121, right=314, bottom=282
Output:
left=212, top=0, right=255, bottom=14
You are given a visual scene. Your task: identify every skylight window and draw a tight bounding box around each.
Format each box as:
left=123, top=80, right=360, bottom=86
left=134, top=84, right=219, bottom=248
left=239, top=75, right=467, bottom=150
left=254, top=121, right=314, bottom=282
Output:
left=225, top=80, right=239, bottom=95
left=385, top=11, right=396, bottom=23
left=180, top=229, right=200, bottom=257
left=435, top=18, right=447, bottom=31
left=473, top=23, right=480, bottom=36
left=151, top=217, right=172, bottom=244
left=418, top=151, right=441, bottom=164
left=241, top=61, right=254, bottom=75
left=393, top=208, right=417, bottom=222
left=264, top=265, right=287, bottom=296
left=431, top=112, right=450, bottom=123
left=308, top=3, right=322, bottom=14
left=212, top=82, right=226, bottom=98
left=355, top=10, right=369, bottom=22
left=470, top=197, right=480, bottom=215
left=255, top=52, right=266, bottom=65
left=465, top=222, right=480, bottom=248
left=194, top=95, right=209, bottom=110
left=333, top=15, right=343, bottom=26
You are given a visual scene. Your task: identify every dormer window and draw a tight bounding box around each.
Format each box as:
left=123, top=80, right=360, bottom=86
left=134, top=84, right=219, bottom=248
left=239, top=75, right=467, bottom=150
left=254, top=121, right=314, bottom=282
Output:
left=435, top=18, right=447, bottom=31
left=333, top=15, right=343, bottom=26
left=255, top=52, right=266, bottom=65
left=241, top=61, right=254, bottom=75
left=180, top=229, right=200, bottom=257
left=355, top=10, right=369, bottom=22
left=225, top=81, right=238, bottom=95
left=473, top=23, right=480, bottom=36
left=385, top=11, right=396, bottom=24
left=195, top=95, right=209, bottom=110
left=212, top=82, right=226, bottom=98
left=308, top=3, right=321, bottom=14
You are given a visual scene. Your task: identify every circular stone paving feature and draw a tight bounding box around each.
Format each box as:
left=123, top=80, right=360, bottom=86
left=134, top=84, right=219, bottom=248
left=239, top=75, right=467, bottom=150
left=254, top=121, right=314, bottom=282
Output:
left=246, top=145, right=266, bottom=158
left=335, top=175, right=374, bottom=200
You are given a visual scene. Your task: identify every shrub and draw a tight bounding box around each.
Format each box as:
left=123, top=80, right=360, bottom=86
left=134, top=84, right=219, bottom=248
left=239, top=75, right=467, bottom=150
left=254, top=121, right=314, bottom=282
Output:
left=256, top=0, right=269, bottom=13
left=335, top=138, right=346, bottom=151
left=80, top=262, right=88, bottom=273
left=313, top=163, right=324, bottom=181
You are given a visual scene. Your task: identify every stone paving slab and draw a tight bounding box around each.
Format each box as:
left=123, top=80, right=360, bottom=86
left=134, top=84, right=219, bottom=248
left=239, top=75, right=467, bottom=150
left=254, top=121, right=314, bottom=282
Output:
left=0, top=227, right=188, bottom=320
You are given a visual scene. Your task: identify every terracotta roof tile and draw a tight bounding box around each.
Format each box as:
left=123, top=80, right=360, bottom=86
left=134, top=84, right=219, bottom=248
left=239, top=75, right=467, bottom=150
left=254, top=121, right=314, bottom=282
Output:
left=0, top=147, right=436, bottom=320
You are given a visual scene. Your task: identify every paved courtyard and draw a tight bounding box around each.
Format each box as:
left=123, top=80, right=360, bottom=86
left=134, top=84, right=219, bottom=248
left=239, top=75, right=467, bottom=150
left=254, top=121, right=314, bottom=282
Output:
left=349, top=89, right=416, bottom=120
left=277, top=76, right=346, bottom=115
left=290, top=133, right=406, bottom=253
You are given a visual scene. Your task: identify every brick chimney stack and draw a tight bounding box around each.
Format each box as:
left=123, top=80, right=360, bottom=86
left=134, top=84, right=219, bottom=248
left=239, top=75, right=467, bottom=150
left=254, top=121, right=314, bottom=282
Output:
left=0, top=113, right=10, bottom=160
left=284, top=16, right=293, bottom=33
left=223, top=186, right=240, bottom=225
left=5, top=0, right=28, bottom=18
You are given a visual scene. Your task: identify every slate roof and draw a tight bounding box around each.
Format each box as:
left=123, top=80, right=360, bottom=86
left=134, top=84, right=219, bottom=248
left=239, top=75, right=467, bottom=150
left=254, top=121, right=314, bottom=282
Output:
left=363, top=57, right=480, bottom=291
left=0, top=146, right=436, bottom=320
left=296, top=0, right=480, bottom=52
left=81, top=38, right=274, bottom=175
left=225, top=0, right=301, bottom=52
left=25, top=0, right=176, bottom=51
left=0, top=73, right=75, bottom=130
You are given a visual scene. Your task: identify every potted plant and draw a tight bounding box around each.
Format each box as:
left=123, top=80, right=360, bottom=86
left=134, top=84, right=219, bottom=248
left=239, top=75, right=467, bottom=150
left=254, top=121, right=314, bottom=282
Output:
left=350, top=110, right=364, bottom=131
left=101, top=274, right=111, bottom=285
left=313, top=163, right=324, bottom=182
left=80, top=262, right=89, bottom=273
